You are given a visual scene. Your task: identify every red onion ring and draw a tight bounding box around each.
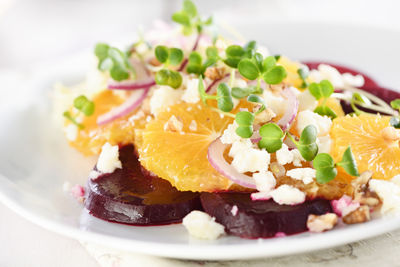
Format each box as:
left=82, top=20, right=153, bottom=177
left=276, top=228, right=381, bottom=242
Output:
left=97, top=87, right=150, bottom=125
left=277, top=87, right=299, bottom=131
left=205, top=74, right=230, bottom=93
left=107, top=78, right=155, bottom=90
left=207, top=138, right=256, bottom=189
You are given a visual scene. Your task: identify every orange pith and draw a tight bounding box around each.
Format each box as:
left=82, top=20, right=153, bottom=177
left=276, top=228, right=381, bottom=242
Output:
left=67, top=90, right=147, bottom=156
left=138, top=102, right=240, bottom=192
left=331, top=114, right=400, bottom=181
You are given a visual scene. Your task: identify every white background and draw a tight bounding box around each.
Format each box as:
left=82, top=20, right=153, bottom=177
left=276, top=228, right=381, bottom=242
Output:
left=1, top=0, right=400, bottom=266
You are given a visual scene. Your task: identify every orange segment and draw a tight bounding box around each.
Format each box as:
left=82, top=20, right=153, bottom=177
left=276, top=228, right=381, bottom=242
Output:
left=67, top=90, right=148, bottom=156
left=323, top=97, right=345, bottom=117
left=138, top=102, right=237, bottom=192
left=331, top=114, right=400, bottom=180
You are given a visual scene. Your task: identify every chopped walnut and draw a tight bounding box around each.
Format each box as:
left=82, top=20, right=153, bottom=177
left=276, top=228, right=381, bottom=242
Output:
left=351, top=171, right=381, bottom=208
left=164, top=115, right=183, bottom=132
left=254, top=108, right=276, bottom=125
left=148, top=57, right=161, bottom=67
left=204, top=67, right=226, bottom=80
left=307, top=213, right=338, bottom=233
left=342, top=205, right=370, bottom=224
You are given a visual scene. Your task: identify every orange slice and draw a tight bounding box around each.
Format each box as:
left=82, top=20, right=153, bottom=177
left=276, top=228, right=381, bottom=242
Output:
left=331, top=114, right=400, bottom=181
left=138, top=102, right=239, bottom=192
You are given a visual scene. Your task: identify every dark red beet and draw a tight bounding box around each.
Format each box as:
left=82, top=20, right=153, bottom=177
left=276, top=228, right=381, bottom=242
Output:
left=200, top=192, right=332, bottom=239
left=85, top=145, right=202, bottom=225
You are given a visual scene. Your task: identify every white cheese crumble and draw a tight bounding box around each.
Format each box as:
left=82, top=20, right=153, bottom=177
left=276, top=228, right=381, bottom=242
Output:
left=369, top=179, right=400, bottom=215
left=270, top=185, right=306, bottom=205
left=297, top=89, right=318, bottom=111
left=182, top=78, right=201, bottom=103
left=262, top=90, right=287, bottom=117
left=276, top=144, right=293, bottom=165
left=296, top=110, right=332, bottom=137
left=286, top=168, right=316, bottom=184
left=231, top=147, right=270, bottom=173
left=182, top=211, right=225, bottom=240
left=291, top=149, right=306, bottom=167
left=317, top=135, right=332, bottom=154
left=150, top=86, right=183, bottom=115
left=220, top=122, right=241, bottom=145
left=228, top=139, right=253, bottom=158
left=231, top=205, right=238, bottom=216
left=253, top=171, right=276, bottom=193
left=96, top=143, right=122, bottom=173
left=88, top=170, right=101, bottom=180
left=189, top=120, right=198, bottom=132
left=64, top=124, right=79, bottom=141
left=308, top=64, right=365, bottom=89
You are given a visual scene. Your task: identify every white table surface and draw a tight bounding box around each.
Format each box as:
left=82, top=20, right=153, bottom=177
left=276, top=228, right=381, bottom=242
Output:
left=2, top=0, right=400, bottom=266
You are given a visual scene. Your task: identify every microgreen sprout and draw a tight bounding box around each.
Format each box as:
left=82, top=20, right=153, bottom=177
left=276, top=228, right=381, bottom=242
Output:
left=63, top=95, right=95, bottom=129
left=313, top=146, right=359, bottom=184
left=172, top=0, right=212, bottom=35
left=95, top=43, right=135, bottom=81
left=223, top=41, right=257, bottom=68
left=154, top=45, right=184, bottom=89
left=198, top=77, right=234, bottom=112
left=186, top=51, right=216, bottom=75
left=247, top=94, right=266, bottom=114
left=297, top=66, right=309, bottom=89
left=237, top=53, right=287, bottom=89
left=235, top=111, right=255, bottom=138
left=308, top=79, right=337, bottom=119
left=390, top=99, right=400, bottom=128
left=258, top=123, right=285, bottom=152
left=231, top=85, right=262, bottom=99
left=287, top=125, right=319, bottom=161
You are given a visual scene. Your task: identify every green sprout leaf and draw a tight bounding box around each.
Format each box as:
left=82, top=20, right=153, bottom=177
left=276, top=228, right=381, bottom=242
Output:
left=224, top=45, right=245, bottom=68
left=258, top=123, right=285, bottom=153
left=216, top=83, right=234, bottom=112
left=296, top=125, right=318, bottom=161
left=313, top=153, right=337, bottom=184
left=231, top=85, right=262, bottom=99
left=247, top=94, right=265, bottom=113
left=391, top=99, right=400, bottom=110
left=172, top=0, right=212, bottom=35
left=243, top=40, right=257, bottom=58
left=238, top=59, right=259, bottom=80
left=169, top=48, right=184, bottom=66
left=155, top=45, right=169, bottom=63
left=198, top=76, right=207, bottom=104
left=206, top=46, right=219, bottom=60
left=63, top=111, right=84, bottom=129
left=262, top=66, right=287, bottom=85
left=183, top=0, right=197, bottom=17
left=235, top=111, right=255, bottom=138
left=73, top=95, right=95, bottom=116
left=390, top=116, right=400, bottom=129
left=297, top=66, right=309, bottom=88
left=336, top=146, right=359, bottom=177
left=262, top=56, right=276, bottom=72
left=309, top=80, right=334, bottom=100
left=155, top=69, right=182, bottom=89
left=314, top=105, right=337, bottom=119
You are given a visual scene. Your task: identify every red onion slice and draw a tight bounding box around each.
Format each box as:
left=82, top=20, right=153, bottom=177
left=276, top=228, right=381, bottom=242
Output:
left=205, top=74, right=230, bottom=93
left=97, top=87, right=150, bottom=125
left=277, top=87, right=299, bottom=131
left=207, top=138, right=256, bottom=189
left=108, top=78, right=155, bottom=90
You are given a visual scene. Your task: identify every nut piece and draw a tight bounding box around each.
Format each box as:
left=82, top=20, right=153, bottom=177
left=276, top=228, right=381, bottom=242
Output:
left=254, top=108, right=276, bottom=125
left=148, top=57, right=161, bottom=67
left=307, top=213, right=338, bottom=233
left=351, top=171, right=381, bottom=208
left=381, top=126, right=400, bottom=142
left=204, top=67, right=226, bottom=80
left=163, top=115, right=183, bottom=132
left=342, top=205, right=370, bottom=224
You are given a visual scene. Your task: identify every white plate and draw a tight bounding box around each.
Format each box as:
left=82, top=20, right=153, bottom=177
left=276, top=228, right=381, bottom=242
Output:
left=1, top=22, right=400, bottom=261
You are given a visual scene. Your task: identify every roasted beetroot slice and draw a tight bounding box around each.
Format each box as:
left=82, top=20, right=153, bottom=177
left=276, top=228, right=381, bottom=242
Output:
left=303, top=61, right=379, bottom=88
left=85, top=145, right=202, bottom=225
left=200, top=192, right=332, bottom=238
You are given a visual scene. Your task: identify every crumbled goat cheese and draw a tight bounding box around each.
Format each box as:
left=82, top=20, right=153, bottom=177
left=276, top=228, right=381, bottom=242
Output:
left=317, top=135, right=332, bottom=154
left=251, top=191, right=271, bottom=201
left=262, top=90, right=287, bottom=117
left=270, top=185, right=306, bottom=205
left=307, top=213, right=338, bottom=233
left=150, top=86, right=183, bottom=115
left=253, top=171, right=276, bottom=193
left=220, top=122, right=241, bottom=144
left=296, top=110, right=332, bottom=137
left=228, top=139, right=253, bottom=158
left=182, top=211, right=225, bottom=240
left=308, top=64, right=365, bottom=89
left=231, top=205, right=238, bottom=216
left=64, top=124, right=79, bottom=141
left=331, top=195, right=360, bottom=217
left=342, top=72, right=365, bottom=88
left=96, top=143, right=122, bottom=173
left=164, top=115, right=183, bottom=132
left=286, top=168, right=316, bottom=185
left=276, top=144, right=294, bottom=165
left=189, top=120, right=197, bottom=131
left=233, top=78, right=248, bottom=88
left=231, top=147, right=270, bottom=173
left=88, top=170, right=101, bottom=180
left=369, top=179, right=400, bottom=215
left=297, top=89, right=318, bottom=111
left=182, top=78, right=201, bottom=103
left=291, top=149, right=305, bottom=167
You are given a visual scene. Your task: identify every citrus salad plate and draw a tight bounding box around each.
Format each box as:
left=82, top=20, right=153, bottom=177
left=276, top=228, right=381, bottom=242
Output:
left=1, top=1, right=400, bottom=260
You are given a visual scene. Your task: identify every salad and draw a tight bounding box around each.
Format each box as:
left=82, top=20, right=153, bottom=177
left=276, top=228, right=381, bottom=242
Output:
left=57, top=0, right=400, bottom=240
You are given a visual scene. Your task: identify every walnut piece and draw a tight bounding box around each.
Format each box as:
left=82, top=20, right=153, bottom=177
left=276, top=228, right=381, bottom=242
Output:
left=307, top=213, right=338, bottom=233
left=163, top=115, right=183, bottom=132
left=254, top=108, right=276, bottom=125
left=204, top=67, right=226, bottom=80
left=342, top=205, right=370, bottom=224
left=148, top=57, right=161, bottom=67
left=351, top=171, right=381, bottom=208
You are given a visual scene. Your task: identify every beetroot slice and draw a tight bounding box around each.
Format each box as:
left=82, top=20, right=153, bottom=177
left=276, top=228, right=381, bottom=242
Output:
left=85, top=145, right=202, bottom=225
left=200, top=192, right=332, bottom=238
